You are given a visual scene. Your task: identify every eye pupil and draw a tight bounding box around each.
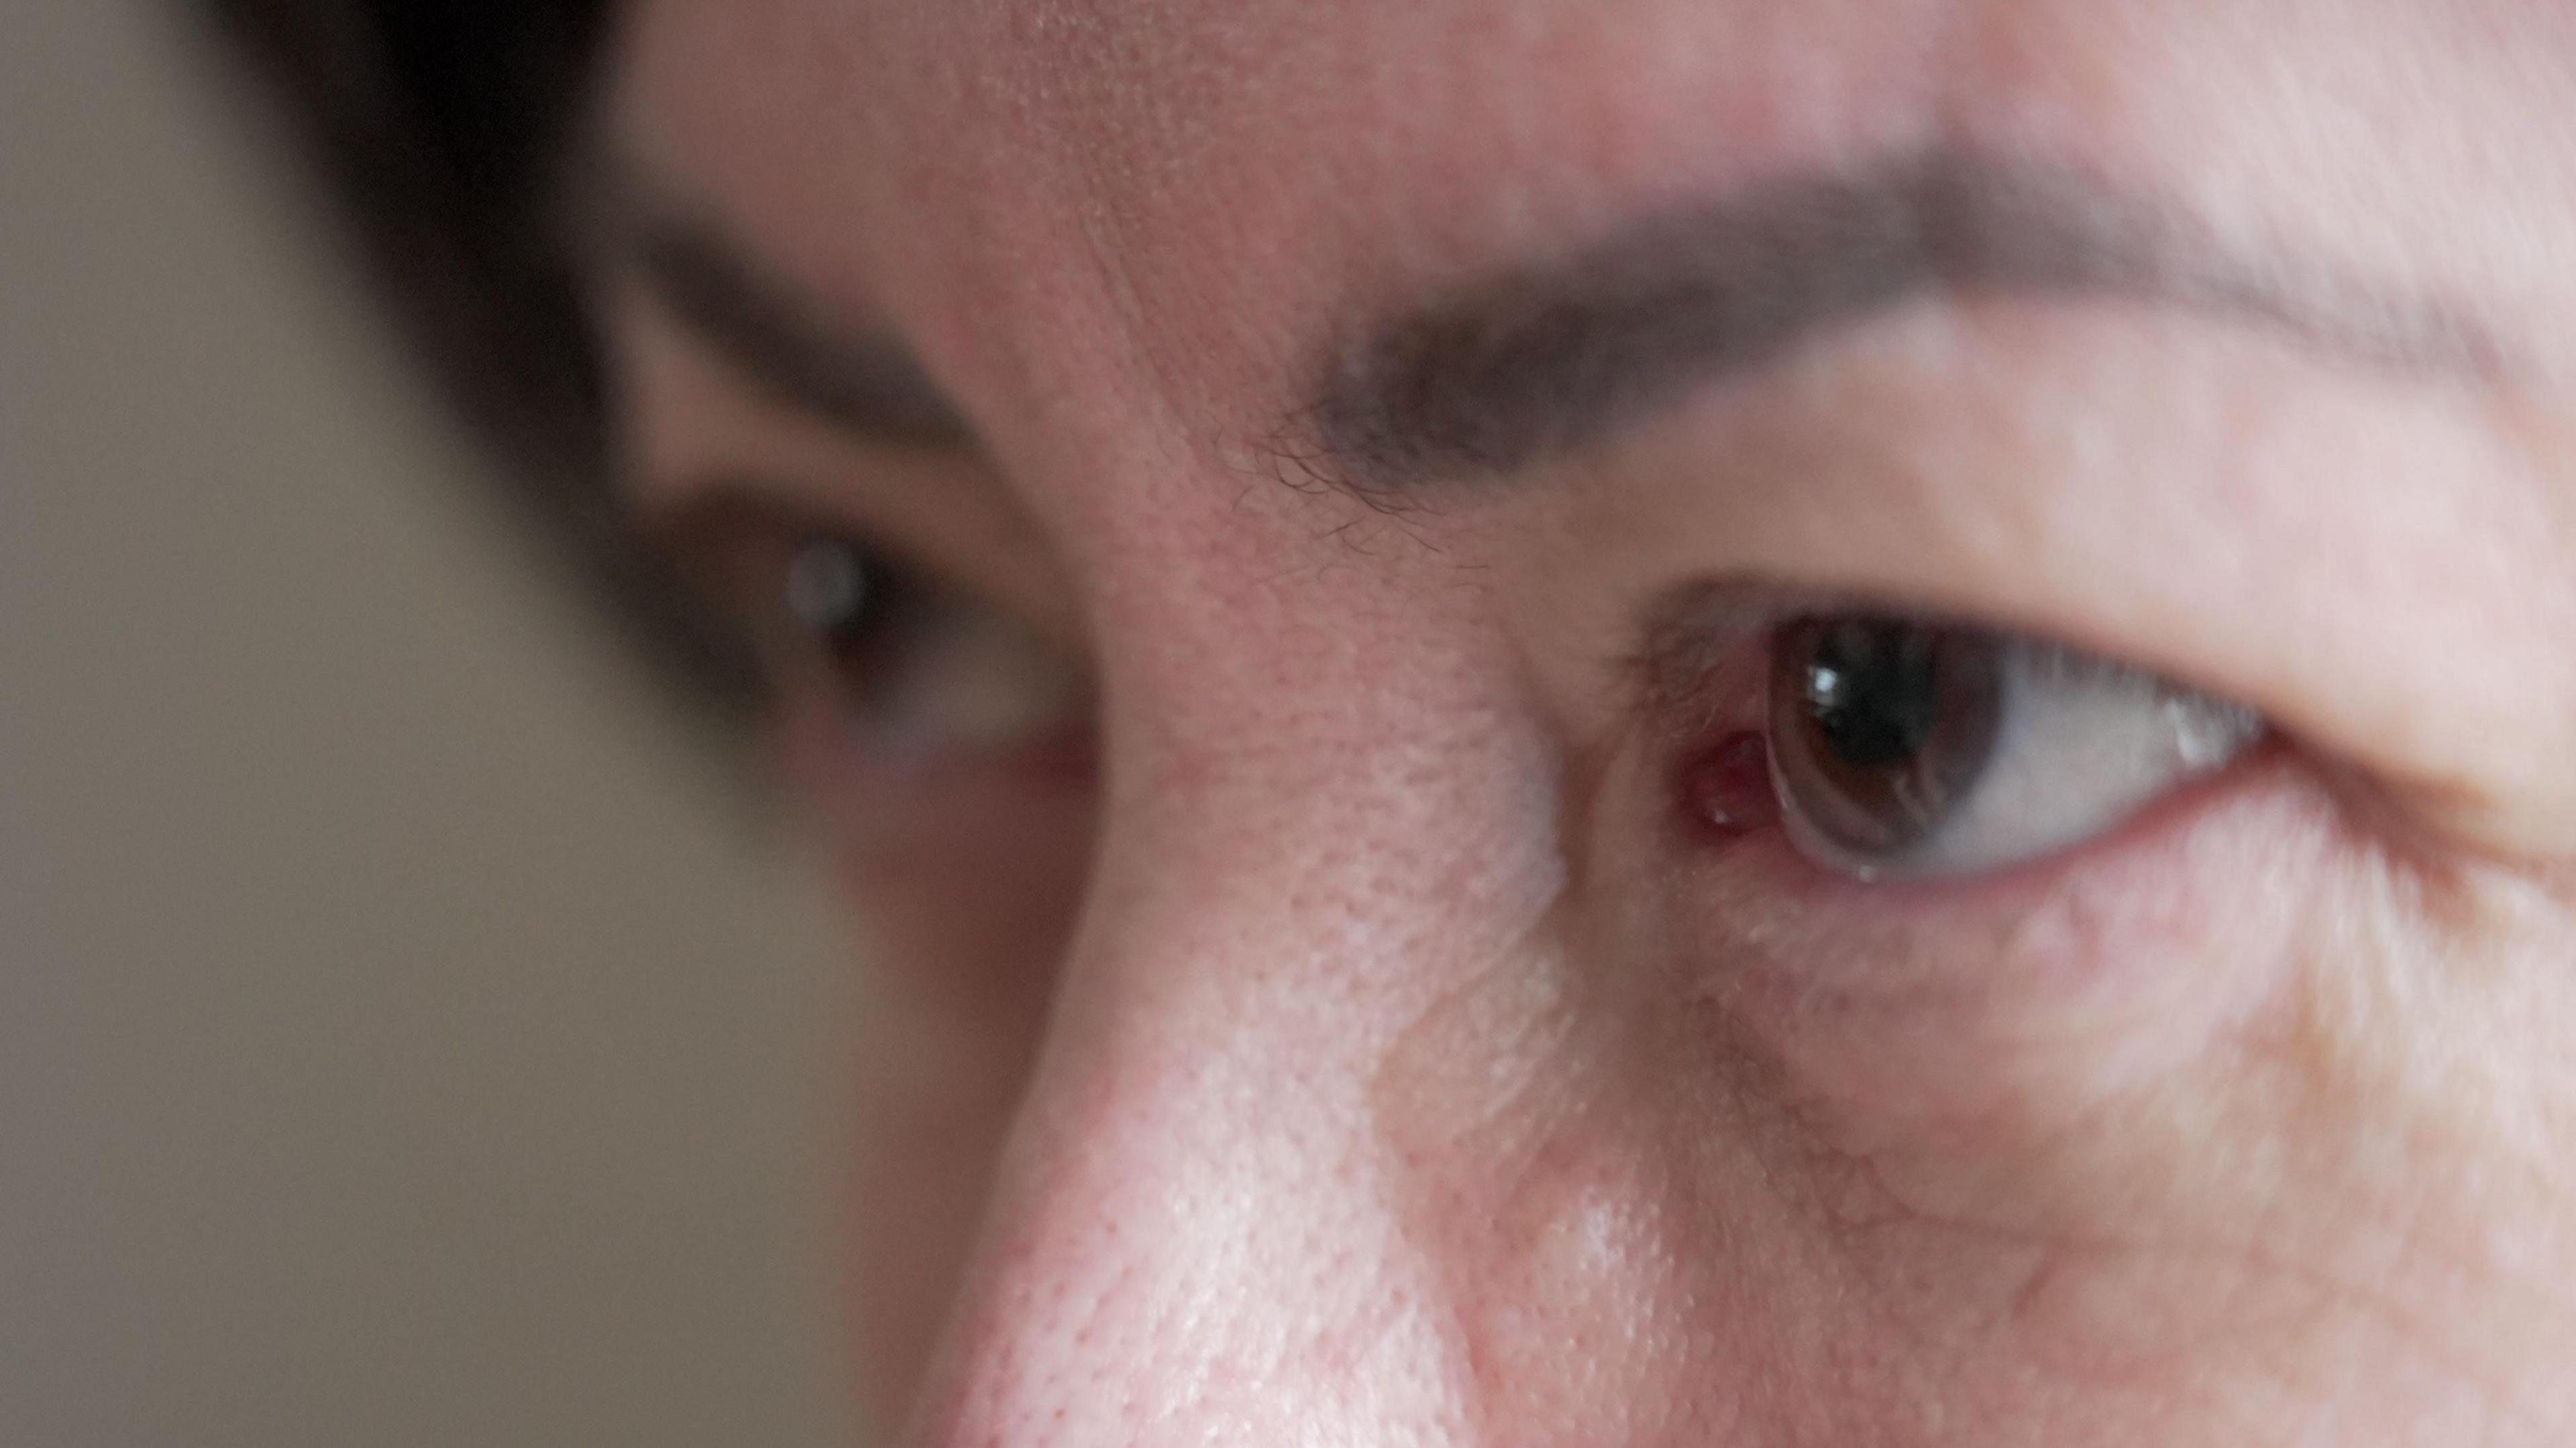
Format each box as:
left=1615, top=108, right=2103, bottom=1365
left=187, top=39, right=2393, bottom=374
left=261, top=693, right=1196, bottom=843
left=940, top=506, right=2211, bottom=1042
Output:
left=1770, top=616, right=2005, bottom=860
left=786, top=539, right=873, bottom=645
left=776, top=535, right=916, bottom=697
left=1803, top=621, right=1945, bottom=769
left=1756, top=612, right=2264, bottom=880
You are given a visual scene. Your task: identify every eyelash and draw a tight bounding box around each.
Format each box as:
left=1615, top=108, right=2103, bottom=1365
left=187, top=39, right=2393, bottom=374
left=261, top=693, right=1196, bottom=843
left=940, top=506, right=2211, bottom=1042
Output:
left=664, top=498, right=910, bottom=702
left=1650, top=600, right=2269, bottom=887
left=667, top=496, right=1097, bottom=773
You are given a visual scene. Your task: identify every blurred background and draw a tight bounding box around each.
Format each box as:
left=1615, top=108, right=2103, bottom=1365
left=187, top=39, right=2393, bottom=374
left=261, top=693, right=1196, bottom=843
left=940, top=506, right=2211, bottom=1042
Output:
left=2, top=2, right=857, bottom=1443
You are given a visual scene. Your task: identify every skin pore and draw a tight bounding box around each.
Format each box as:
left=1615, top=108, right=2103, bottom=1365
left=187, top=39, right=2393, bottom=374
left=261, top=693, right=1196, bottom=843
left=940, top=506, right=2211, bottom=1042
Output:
left=596, top=0, right=2576, bottom=1442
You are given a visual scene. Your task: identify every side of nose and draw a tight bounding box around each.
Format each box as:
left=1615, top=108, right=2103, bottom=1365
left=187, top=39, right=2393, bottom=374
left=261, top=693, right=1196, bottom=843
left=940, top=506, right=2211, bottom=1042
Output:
left=896, top=726, right=1558, bottom=1446
left=900, top=989, right=1462, bottom=1443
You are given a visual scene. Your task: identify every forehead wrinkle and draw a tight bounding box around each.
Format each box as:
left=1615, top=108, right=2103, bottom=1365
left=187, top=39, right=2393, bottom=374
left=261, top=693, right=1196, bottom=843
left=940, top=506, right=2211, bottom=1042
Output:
left=629, top=0, right=2552, bottom=541
left=806, top=1, right=1972, bottom=522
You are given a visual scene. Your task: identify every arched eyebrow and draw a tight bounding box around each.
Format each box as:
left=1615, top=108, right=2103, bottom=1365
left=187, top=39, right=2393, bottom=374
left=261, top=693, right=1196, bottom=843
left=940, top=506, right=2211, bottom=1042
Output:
left=602, top=187, right=979, bottom=453
left=594, top=152, right=2498, bottom=491
left=1303, top=151, right=2500, bottom=493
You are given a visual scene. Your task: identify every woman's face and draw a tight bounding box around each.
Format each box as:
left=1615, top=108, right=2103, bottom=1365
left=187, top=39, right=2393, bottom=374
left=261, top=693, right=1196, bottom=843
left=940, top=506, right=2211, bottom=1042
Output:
left=594, top=0, right=2576, bottom=1440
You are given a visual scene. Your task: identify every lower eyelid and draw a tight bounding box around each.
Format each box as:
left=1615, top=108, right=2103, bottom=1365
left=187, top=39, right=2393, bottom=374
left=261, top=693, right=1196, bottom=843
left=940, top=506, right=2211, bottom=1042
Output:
left=1651, top=750, right=2343, bottom=1125
left=1784, top=727, right=2275, bottom=886
left=1668, top=739, right=2302, bottom=997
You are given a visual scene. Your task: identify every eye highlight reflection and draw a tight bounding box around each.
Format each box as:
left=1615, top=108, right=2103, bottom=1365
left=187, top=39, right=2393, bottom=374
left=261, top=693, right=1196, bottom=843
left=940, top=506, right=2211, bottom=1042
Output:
left=775, top=535, right=1091, bottom=762
left=665, top=495, right=1095, bottom=769
left=1753, top=614, right=2265, bottom=882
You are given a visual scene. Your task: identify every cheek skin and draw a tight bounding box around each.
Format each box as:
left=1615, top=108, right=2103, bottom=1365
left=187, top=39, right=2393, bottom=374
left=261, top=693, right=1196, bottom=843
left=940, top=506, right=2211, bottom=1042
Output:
left=1680, top=760, right=2327, bottom=1146
left=1374, top=746, right=2576, bottom=1445
left=781, top=708, right=1096, bottom=1414
left=1667, top=757, right=2576, bottom=1438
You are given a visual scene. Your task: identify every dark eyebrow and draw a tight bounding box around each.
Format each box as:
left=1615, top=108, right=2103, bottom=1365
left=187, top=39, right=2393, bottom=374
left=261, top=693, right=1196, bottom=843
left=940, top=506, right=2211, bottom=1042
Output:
left=1305, top=151, right=2495, bottom=492
left=616, top=201, right=977, bottom=451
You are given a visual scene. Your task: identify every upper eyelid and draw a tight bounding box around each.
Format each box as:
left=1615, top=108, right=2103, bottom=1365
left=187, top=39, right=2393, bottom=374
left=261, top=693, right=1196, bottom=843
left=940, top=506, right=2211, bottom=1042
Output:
left=638, top=481, right=892, bottom=636
left=640, top=475, right=885, bottom=561
left=1622, top=577, right=2271, bottom=738
left=602, top=266, right=997, bottom=545
left=606, top=301, right=1090, bottom=643
left=650, top=476, right=1105, bottom=667
left=1623, top=580, right=1774, bottom=728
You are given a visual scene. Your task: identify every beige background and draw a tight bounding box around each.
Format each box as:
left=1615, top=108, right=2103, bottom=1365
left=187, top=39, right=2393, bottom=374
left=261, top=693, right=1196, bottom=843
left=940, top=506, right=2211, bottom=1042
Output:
left=1, top=3, right=857, bottom=1443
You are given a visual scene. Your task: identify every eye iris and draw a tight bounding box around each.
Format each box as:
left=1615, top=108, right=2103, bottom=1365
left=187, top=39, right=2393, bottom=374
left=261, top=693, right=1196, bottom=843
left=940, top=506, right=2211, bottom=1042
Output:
left=786, top=539, right=875, bottom=655
left=1804, top=620, right=1942, bottom=767
left=1771, top=616, right=2004, bottom=860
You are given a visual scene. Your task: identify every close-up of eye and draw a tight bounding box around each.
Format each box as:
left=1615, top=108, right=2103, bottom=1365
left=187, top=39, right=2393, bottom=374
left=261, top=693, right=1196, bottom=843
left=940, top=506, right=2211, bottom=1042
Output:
left=778, top=533, right=1089, bottom=761
left=691, top=512, right=1094, bottom=765
left=1762, top=614, right=2267, bottom=881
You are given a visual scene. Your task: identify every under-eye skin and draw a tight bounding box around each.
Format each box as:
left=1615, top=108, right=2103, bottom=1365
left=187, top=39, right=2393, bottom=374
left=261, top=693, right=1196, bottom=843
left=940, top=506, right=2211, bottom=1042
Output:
left=1686, top=611, right=2267, bottom=883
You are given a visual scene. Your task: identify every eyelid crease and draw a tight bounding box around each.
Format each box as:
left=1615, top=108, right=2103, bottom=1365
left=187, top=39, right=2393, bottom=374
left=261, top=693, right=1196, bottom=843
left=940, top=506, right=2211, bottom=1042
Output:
left=1627, top=577, right=1782, bottom=724
left=649, top=478, right=1108, bottom=697
left=1627, top=568, right=2294, bottom=724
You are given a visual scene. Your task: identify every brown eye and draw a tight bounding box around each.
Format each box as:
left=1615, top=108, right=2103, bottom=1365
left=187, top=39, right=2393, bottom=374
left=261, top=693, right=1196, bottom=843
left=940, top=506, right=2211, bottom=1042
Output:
left=775, top=533, right=1088, bottom=758
left=1764, top=614, right=2263, bottom=881
left=1768, top=616, right=2006, bottom=861
left=782, top=535, right=910, bottom=687
left=667, top=490, right=1092, bottom=761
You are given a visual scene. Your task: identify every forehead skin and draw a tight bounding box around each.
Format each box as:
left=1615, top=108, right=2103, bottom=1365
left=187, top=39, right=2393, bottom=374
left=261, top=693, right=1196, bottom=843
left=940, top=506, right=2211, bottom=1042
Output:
left=617, top=0, right=2576, bottom=482
left=608, top=1, right=2576, bottom=1443
left=617, top=0, right=2576, bottom=832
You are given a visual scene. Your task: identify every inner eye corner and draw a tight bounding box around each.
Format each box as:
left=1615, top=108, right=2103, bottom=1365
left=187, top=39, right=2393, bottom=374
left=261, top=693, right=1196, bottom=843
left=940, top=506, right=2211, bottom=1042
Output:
left=1676, top=728, right=1782, bottom=844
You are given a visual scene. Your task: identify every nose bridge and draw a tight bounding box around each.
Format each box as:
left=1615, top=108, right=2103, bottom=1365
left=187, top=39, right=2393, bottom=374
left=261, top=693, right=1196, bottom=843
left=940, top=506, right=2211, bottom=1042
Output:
left=900, top=638, right=1552, bottom=1445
